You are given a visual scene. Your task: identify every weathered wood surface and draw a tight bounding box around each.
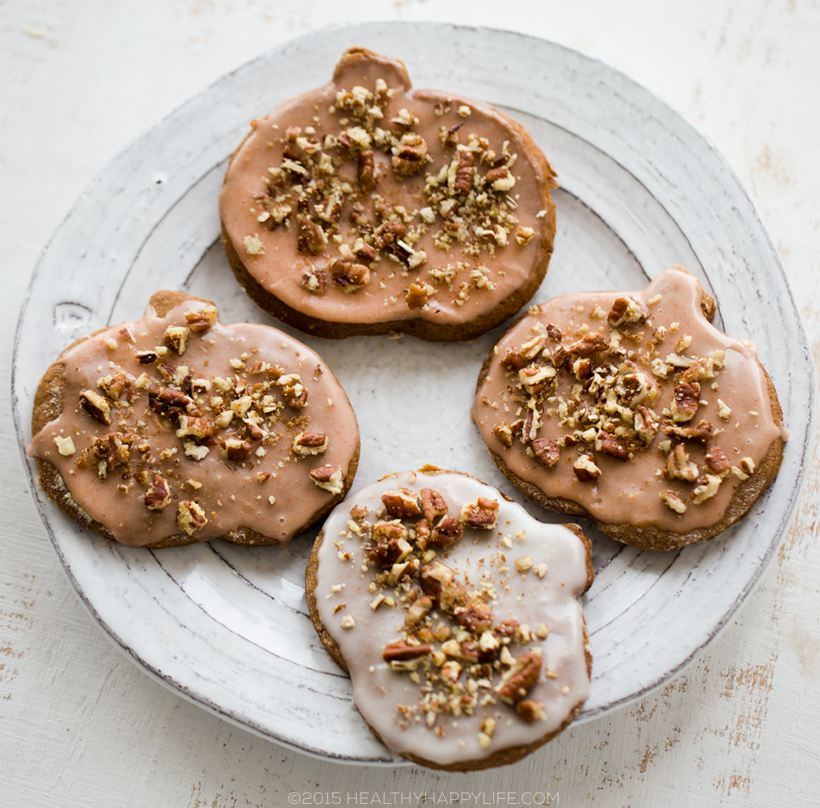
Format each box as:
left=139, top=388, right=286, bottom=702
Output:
left=2, top=1, right=818, bottom=805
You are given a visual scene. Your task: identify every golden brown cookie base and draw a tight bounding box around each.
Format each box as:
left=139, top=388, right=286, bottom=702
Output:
left=32, top=290, right=360, bottom=549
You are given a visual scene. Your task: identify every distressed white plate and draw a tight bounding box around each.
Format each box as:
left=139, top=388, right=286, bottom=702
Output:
left=13, top=23, right=814, bottom=764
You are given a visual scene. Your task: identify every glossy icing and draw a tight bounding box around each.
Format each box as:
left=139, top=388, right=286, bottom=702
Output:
left=220, top=49, right=555, bottom=329
left=312, top=469, right=591, bottom=767
left=30, top=296, right=359, bottom=546
left=474, top=268, right=785, bottom=533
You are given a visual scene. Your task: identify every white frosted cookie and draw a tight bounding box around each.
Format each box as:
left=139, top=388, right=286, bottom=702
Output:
left=474, top=267, right=786, bottom=550
left=306, top=467, right=593, bottom=771
left=220, top=47, right=557, bottom=342
left=30, top=291, right=360, bottom=548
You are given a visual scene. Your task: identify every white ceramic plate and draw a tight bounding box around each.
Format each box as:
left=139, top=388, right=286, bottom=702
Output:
left=13, top=23, right=814, bottom=764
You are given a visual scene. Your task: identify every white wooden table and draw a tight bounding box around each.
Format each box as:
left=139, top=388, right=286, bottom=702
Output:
left=2, top=1, right=818, bottom=805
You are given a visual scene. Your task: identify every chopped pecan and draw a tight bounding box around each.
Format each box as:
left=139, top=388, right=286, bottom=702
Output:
left=331, top=259, right=370, bottom=292
left=546, top=323, right=563, bottom=341
left=595, top=431, right=629, bottom=461
left=292, top=432, right=329, bottom=457
left=135, top=350, right=158, bottom=364
left=691, top=473, right=722, bottom=504
left=493, top=619, right=519, bottom=641
left=368, top=539, right=408, bottom=568
left=531, top=437, right=560, bottom=468
left=392, top=133, right=428, bottom=175
left=245, top=421, right=265, bottom=441
left=497, top=652, right=542, bottom=705
left=185, top=306, right=218, bottom=334
left=145, top=475, right=171, bottom=511
left=415, top=518, right=431, bottom=550
left=430, top=515, right=463, bottom=547
left=453, top=147, right=474, bottom=194
left=297, top=215, right=327, bottom=254
left=381, top=488, right=421, bottom=518
left=573, top=454, right=601, bottom=482
left=358, top=149, right=376, bottom=192
left=382, top=640, right=432, bottom=667
left=493, top=422, right=514, bottom=448
left=222, top=438, right=253, bottom=461
left=79, top=390, right=112, bottom=425
left=372, top=521, right=409, bottom=543
left=665, top=443, right=699, bottom=482
left=565, top=333, right=609, bottom=357
left=163, top=325, right=190, bottom=355
left=670, top=382, right=701, bottom=423
left=460, top=497, right=499, bottom=530
left=405, top=283, right=430, bottom=310
left=704, top=447, right=732, bottom=477
left=97, top=371, right=129, bottom=401
left=148, top=387, right=192, bottom=424
left=517, top=700, right=547, bottom=723
left=662, top=419, right=713, bottom=445
left=659, top=489, right=687, bottom=514
left=353, top=240, right=377, bottom=263
left=177, top=500, right=207, bottom=536
left=607, top=296, right=650, bottom=329
left=300, top=267, right=326, bottom=295
left=500, top=348, right=526, bottom=371
left=420, top=562, right=466, bottom=612
left=405, top=595, right=434, bottom=626
left=634, top=405, right=659, bottom=443
left=309, top=465, right=344, bottom=494
left=420, top=488, right=448, bottom=521
left=280, top=375, right=307, bottom=409
left=485, top=165, right=514, bottom=191
left=176, top=415, right=214, bottom=441
left=454, top=602, right=493, bottom=633
left=92, top=432, right=131, bottom=475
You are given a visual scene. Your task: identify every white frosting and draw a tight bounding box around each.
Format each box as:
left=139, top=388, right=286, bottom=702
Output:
left=313, top=469, right=591, bottom=767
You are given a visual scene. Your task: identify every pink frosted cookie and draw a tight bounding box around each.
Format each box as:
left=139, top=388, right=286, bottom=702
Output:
left=306, top=467, right=593, bottom=771
left=30, top=291, right=359, bottom=548
left=474, top=267, right=786, bottom=550
left=220, top=47, right=557, bottom=341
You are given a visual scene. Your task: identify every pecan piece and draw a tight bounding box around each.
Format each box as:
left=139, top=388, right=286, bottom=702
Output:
left=663, top=419, right=713, bottom=445
left=517, top=700, right=547, bottom=723
left=493, top=422, right=514, bottom=448
left=97, top=371, right=129, bottom=401
left=185, top=305, right=218, bottom=334
left=430, top=515, right=463, bottom=547
left=144, top=475, right=171, bottom=511
left=292, top=432, right=329, bottom=457
left=177, top=500, right=207, bottom=536
left=485, top=165, right=515, bottom=191
left=595, top=431, right=629, bottom=461
left=79, top=390, right=112, bottom=425
left=381, top=488, right=421, bottom=518
left=309, top=465, right=344, bottom=494
left=92, top=432, right=131, bottom=476
left=453, top=147, right=474, bottom=194
left=331, top=259, right=370, bottom=292
left=405, top=283, right=430, bottom=310
left=358, top=149, right=376, bottom=193
left=565, top=333, right=609, bottom=357
left=297, top=215, right=327, bottom=254
left=420, top=562, right=466, bottom=612
left=372, top=521, right=409, bottom=543
left=665, top=443, right=699, bottom=482
left=670, top=382, right=701, bottom=423
left=634, top=405, right=659, bottom=443
left=148, top=386, right=192, bottom=424
left=500, top=349, right=526, bottom=371
left=691, top=473, right=723, bottom=504
left=454, top=602, right=494, bottom=633
left=392, top=133, right=428, bottom=176
left=493, top=619, right=519, bottom=641
left=531, top=437, right=560, bottom=468
left=460, top=497, right=499, bottom=530
left=405, top=595, right=434, bottom=626
left=382, top=640, right=432, bottom=669
left=573, top=454, right=601, bottom=482
left=163, top=325, right=190, bottom=356
left=176, top=415, right=214, bottom=441
left=704, top=447, right=732, bottom=477
left=659, top=489, right=687, bottom=514
left=135, top=350, right=158, bottom=365
left=546, top=323, right=563, bottom=341
left=222, top=438, right=253, bottom=461
left=420, top=488, right=448, bottom=521
left=368, top=538, right=409, bottom=568
left=300, top=267, right=326, bottom=295
left=607, top=296, right=650, bottom=329
left=497, top=652, right=542, bottom=705
left=279, top=374, right=307, bottom=409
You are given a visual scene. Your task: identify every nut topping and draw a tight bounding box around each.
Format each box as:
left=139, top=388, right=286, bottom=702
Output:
left=292, top=431, right=329, bottom=457
left=145, top=475, right=172, bottom=510
left=79, top=390, right=112, bottom=425
left=459, top=497, right=499, bottom=530
left=381, top=488, right=422, bottom=518
left=496, top=652, right=541, bottom=705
